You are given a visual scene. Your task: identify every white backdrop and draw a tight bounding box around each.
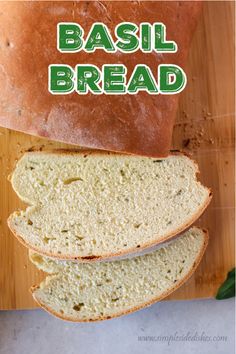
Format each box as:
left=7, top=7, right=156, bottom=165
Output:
left=0, top=298, right=234, bottom=354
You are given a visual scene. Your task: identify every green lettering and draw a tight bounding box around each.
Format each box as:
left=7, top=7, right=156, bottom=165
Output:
left=154, top=23, right=177, bottom=52
left=159, top=65, right=186, bottom=93
left=116, top=23, right=139, bottom=52
left=49, top=65, right=74, bottom=94
left=127, top=65, right=158, bottom=94
left=141, top=23, right=152, bottom=52
left=85, top=23, right=115, bottom=52
left=76, top=65, right=102, bottom=94
left=103, top=65, right=126, bottom=94
left=58, top=23, right=83, bottom=52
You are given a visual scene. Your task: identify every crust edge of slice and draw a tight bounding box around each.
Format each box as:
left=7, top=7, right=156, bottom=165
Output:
left=30, top=228, right=209, bottom=322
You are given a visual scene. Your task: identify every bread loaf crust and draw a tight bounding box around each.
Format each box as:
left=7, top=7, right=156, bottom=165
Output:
left=30, top=228, right=209, bottom=322
left=0, top=1, right=202, bottom=157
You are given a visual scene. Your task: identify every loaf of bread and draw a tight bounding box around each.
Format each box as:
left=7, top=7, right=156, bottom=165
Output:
left=29, top=227, right=208, bottom=322
left=0, top=1, right=202, bottom=157
left=8, top=151, right=211, bottom=260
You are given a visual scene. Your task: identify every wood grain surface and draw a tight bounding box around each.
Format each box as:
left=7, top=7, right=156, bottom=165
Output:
left=0, top=1, right=235, bottom=310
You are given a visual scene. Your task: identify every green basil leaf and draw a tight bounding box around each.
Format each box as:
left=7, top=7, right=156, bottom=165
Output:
left=216, top=268, right=235, bottom=300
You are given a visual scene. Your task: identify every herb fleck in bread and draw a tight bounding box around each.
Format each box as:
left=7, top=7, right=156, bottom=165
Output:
left=8, top=151, right=211, bottom=260
left=30, top=227, right=208, bottom=322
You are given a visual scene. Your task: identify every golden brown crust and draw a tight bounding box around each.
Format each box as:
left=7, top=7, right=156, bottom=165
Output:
left=30, top=228, right=209, bottom=322
left=8, top=150, right=212, bottom=262
left=0, top=1, right=202, bottom=157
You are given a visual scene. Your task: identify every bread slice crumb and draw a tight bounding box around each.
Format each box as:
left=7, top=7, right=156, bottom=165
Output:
left=8, top=151, right=211, bottom=260
left=30, top=227, right=208, bottom=322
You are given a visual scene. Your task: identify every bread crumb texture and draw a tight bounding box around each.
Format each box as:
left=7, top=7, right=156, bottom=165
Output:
left=9, top=152, right=210, bottom=258
left=30, top=227, right=207, bottom=321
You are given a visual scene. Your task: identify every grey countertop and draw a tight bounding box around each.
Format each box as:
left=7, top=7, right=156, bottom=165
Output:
left=0, top=298, right=234, bottom=354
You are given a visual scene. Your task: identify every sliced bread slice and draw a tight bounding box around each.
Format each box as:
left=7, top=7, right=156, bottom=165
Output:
left=30, top=227, right=208, bottom=322
left=9, top=151, right=211, bottom=261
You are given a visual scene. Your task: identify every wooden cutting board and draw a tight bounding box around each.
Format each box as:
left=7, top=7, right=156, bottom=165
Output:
left=0, top=1, right=234, bottom=310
